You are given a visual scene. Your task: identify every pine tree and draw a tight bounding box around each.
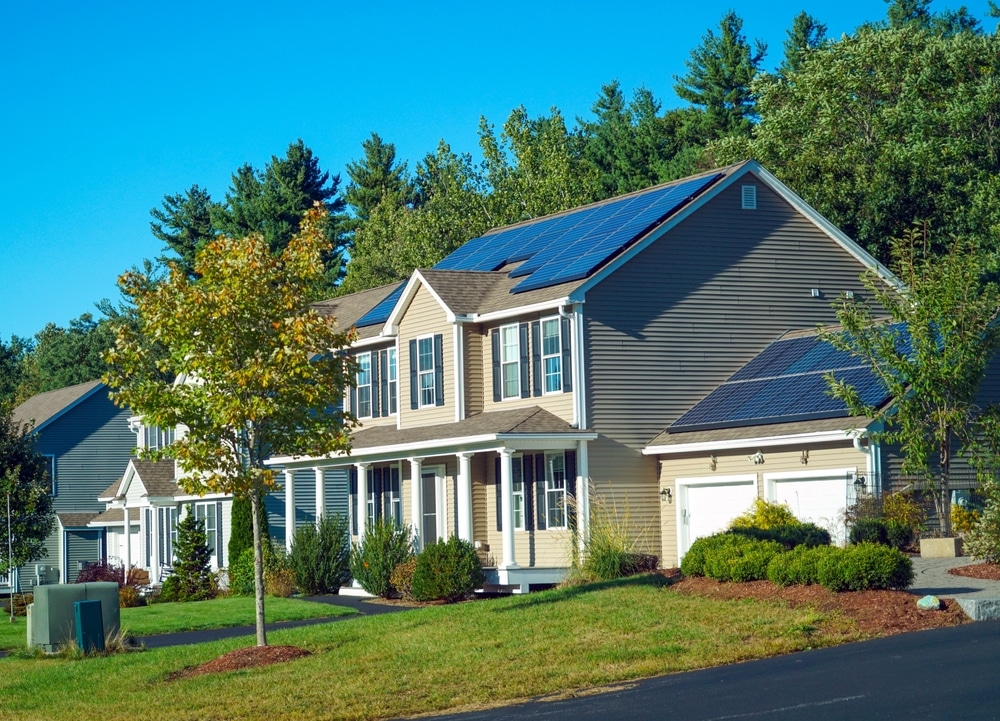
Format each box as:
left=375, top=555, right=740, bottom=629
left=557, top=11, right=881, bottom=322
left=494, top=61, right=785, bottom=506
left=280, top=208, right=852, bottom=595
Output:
left=345, top=132, right=415, bottom=223
left=149, top=185, right=217, bottom=279
left=779, top=12, right=828, bottom=77
left=163, top=511, right=216, bottom=602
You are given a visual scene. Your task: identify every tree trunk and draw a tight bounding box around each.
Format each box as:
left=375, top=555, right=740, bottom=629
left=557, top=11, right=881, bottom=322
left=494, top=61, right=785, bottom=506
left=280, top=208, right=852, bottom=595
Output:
left=940, top=437, right=953, bottom=537
left=249, top=490, right=267, bottom=647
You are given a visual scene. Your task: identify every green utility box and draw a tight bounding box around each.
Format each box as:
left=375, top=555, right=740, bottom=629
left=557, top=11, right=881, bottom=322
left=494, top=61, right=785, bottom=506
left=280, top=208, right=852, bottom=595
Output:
left=74, top=599, right=105, bottom=653
left=28, top=582, right=119, bottom=652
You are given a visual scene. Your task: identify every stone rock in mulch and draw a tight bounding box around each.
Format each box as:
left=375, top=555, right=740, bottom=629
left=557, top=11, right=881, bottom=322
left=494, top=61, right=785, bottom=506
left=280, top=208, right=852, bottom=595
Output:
left=916, top=595, right=942, bottom=611
left=957, top=598, right=1000, bottom=622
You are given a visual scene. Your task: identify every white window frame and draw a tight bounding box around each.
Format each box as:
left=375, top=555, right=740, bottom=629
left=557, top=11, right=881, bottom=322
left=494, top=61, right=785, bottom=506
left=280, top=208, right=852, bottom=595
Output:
left=500, top=323, right=520, bottom=400
left=388, top=347, right=398, bottom=414
left=195, top=502, right=217, bottom=555
left=383, top=466, right=402, bottom=527
left=43, top=454, right=56, bottom=495
left=541, top=316, right=562, bottom=394
left=144, top=425, right=175, bottom=450
left=417, top=335, right=436, bottom=408
left=511, top=455, right=525, bottom=531
left=544, top=452, right=567, bottom=529
left=356, top=351, right=373, bottom=418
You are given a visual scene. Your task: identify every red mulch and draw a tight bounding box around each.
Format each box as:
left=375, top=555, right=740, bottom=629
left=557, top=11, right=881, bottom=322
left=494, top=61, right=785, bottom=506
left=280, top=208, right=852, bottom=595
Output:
left=169, top=645, right=311, bottom=680
left=665, top=571, right=969, bottom=635
left=948, top=562, right=1000, bottom=580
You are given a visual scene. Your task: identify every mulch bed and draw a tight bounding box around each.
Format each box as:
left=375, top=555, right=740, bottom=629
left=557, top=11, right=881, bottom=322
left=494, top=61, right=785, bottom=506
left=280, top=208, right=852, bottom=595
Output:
left=168, top=645, right=311, bottom=679
left=948, top=562, right=1000, bottom=580
left=665, top=571, right=969, bottom=636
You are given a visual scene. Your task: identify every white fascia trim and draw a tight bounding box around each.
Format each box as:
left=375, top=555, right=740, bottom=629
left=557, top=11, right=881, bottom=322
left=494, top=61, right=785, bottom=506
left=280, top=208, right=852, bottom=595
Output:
left=266, top=434, right=502, bottom=467
left=383, top=271, right=456, bottom=334
left=676, top=473, right=757, bottom=487
left=644, top=428, right=866, bottom=456
left=764, top=468, right=858, bottom=482
left=471, top=297, right=572, bottom=324
left=351, top=335, right=393, bottom=349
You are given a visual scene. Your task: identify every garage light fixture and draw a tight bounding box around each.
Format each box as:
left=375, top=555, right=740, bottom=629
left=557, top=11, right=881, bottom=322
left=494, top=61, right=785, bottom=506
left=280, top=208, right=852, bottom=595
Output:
left=800, top=449, right=809, bottom=465
left=660, top=488, right=672, bottom=503
left=709, top=455, right=717, bottom=471
left=748, top=450, right=764, bottom=465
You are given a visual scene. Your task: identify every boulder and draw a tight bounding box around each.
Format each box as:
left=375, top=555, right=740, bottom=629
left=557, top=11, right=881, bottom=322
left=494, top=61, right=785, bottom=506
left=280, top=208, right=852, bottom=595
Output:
left=916, top=595, right=943, bottom=611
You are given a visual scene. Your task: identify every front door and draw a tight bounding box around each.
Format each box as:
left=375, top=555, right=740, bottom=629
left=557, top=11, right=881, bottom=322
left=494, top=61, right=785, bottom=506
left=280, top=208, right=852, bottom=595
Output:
left=421, top=470, right=438, bottom=549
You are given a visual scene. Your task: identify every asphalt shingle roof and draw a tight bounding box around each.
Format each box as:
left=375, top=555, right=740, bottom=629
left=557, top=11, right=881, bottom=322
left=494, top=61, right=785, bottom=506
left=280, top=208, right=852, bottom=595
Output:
left=12, top=380, right=105, bottom=430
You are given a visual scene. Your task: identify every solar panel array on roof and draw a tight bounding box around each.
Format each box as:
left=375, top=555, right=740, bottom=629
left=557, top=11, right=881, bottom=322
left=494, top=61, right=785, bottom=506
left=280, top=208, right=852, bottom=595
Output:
left=670, top=334, right=891, bottom=432
left=433, top=173, right=723, bottom=293
left=354, top=283, right=406, bottom=328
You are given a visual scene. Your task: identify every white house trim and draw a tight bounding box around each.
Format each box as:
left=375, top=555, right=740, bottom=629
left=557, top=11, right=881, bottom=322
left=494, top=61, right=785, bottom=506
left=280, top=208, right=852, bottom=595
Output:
left=470, top=297, right=572, bottom=324
left=644, top=428, right=866, bottom=456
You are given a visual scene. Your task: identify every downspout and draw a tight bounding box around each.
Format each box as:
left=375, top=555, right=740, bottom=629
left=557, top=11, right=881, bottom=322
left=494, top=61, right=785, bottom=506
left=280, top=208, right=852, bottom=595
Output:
left=453, top=318, right=467, bottom=423
left=560, top=304, right=587, bottom=430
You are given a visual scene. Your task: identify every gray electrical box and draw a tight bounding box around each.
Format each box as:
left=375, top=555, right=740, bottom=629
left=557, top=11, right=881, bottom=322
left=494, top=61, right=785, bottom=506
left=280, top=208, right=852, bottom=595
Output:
left=28, top=582, right=119, bottom=652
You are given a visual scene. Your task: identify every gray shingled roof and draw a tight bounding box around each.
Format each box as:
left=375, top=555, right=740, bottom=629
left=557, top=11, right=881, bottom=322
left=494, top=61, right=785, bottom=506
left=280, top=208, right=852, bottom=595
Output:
left=58, top=512, right=99, bottom=528
left=89, top=507, right=139, bottom=525
left=98, top=477, right=125, bottom=501
left=416, top=269, right=584, bottom=316
left=12, top=380, right=105, bottom=430
left=313, top=282, right=404, bottom=339
left=646, top=416, right=872, bottom=449
left=129, top=458, right=181, bottom=497
left=349, top=406, right=587, bottom=451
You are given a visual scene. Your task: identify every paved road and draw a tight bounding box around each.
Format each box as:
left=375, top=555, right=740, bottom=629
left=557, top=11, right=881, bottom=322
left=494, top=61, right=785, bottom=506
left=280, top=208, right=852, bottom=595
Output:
left=421, top=620, right=1000, bottom=721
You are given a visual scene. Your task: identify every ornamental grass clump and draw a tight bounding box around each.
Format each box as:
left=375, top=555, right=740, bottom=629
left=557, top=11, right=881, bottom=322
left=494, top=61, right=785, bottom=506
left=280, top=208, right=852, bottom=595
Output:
left=349, top=519, right=414, bottom=598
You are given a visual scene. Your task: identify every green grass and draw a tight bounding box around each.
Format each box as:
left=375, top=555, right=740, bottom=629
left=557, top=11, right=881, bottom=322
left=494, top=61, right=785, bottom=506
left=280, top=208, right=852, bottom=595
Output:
left=0, top=595, right=355, bottom=651
left=0, top=575, right=865, bottom=721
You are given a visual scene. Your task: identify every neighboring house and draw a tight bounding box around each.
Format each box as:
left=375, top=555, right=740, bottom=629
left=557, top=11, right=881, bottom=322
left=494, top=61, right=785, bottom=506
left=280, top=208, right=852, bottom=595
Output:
left=92, top=421, right=230, bottom=584
left=267, top=160, right=897, bottom=587
left=8, top=380, right=134, bottom=590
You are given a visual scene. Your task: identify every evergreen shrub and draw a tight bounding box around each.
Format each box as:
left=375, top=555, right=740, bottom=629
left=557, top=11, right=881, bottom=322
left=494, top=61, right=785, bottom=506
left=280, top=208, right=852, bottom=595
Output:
left=349, top=519, right=414, bottom=598
left=289, top=513, right=351, bottom=595
left=411, top=536, right=485, bottom=602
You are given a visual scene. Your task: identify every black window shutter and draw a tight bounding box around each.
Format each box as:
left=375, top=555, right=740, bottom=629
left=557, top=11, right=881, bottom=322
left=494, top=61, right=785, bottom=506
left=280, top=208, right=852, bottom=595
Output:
left=495, top=456, right=502, bottom=531
left=349, top=468, right=358, bottom=535
left=409, top=339, right=418, bottom=409
left=524, top=453, right=535, bottom=531
left=379, top=350, right=389, bottom=417
left=216, top=502, right=224, bottom=566
left=565, top=450, right=577, bottom=530
left=372, top=467, right=382, bottom=521
left=535, top=454, right=547, bottom=531
left=433, top=334, right=445, bottom=406
left=531, top=321, right=542, bottom=397
left=371, top=352, right=380, bottom=417
left=350, top=385, right=358, bottom=417
left=390, top=466, right=401, bottom=525
left=519, top=322, right=530, bottom=398
left=561, top=317, right=573, bottom=392
left=490, top=328, right=501, bottom=402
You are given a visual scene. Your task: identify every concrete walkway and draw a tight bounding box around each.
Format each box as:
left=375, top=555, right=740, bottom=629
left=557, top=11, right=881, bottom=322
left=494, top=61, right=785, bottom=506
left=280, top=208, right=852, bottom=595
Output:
left=908, top=555, right=1000, bottom=620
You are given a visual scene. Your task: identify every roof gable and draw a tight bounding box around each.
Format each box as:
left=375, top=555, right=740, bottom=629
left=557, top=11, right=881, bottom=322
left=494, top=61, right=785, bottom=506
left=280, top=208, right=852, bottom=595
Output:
left=12, top=380, right=107, bottom=432
left=118, top=457, right=181, bottom=499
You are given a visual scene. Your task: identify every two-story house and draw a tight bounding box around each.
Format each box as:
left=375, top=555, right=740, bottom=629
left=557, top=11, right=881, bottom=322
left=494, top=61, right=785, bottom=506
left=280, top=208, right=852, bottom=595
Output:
left=8, top=380, right=135, bottom=590
left=266, top=160, right=896, bottom=589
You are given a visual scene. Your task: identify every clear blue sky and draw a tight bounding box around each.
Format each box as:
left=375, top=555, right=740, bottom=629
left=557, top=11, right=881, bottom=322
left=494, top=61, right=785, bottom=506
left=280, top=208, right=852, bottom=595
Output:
left=1, top=0, right=993, bottom=341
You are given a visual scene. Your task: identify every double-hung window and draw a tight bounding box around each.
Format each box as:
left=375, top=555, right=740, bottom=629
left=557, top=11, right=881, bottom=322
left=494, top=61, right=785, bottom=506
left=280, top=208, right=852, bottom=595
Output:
left=44, top=454, right=56, bottom=495
left=541, top=318, right=562, bottom=393
left=356, top=352, right=373, bottom=418
left=195, top=503, right=218, bottom=555
left=418, top=336, right=435, bottom=407
left=500, top=324, right=520, bottom=399
left=544, top=452, right=567, bottom=529
left=387, top=348, right=398, bottom=414
left=144, top=425, right=175, bottom=450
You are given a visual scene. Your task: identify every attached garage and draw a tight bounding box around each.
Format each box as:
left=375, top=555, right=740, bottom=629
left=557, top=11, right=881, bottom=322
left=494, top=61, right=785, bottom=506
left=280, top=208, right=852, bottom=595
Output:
left=765, top=469, right=853, bottom=545
left=676, top=475, right=757, bottom=559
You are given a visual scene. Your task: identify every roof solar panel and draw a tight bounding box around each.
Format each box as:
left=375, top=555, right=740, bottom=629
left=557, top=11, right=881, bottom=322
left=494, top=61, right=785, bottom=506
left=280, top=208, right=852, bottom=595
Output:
left=354, top=283, right=406, bottom=328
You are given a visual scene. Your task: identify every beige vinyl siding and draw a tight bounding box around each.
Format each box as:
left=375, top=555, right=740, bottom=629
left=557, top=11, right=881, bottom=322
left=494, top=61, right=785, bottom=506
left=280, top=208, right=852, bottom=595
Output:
left=657, top=441, right=866, bottom=566
left=587, top=437, right=661, bottom=558
left=482, top=452, right=573, bottom=568
left=480, top=315, right=575, bottom=423
left=464, top=326, right=484, bottom=418
left=470, top=453, right=489, bottom=553
left=398, top=286, right=454, bottom=427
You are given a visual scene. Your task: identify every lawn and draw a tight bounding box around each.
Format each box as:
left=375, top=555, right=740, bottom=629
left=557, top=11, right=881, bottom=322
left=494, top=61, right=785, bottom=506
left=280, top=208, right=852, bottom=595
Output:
left=0, top=595, right=355, bottom=651
left=0, top=575, right=865, bottom=721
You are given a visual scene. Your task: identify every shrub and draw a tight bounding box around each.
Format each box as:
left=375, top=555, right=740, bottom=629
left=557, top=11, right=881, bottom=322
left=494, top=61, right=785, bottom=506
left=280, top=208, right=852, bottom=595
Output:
left=228, top=493, right=270, bottom=572
left=817, top=543, right=913, bottom=591
left=730, top=498, right=799, bottom=530
left=882, top=493, right=926, bottom=533
left=966, top=478, right=1000, bottom=563
left=729, top=523, right=831, bottom=549
left=952, top=504, right=980, bottom=535
left=229, top=541, right=279, bottom=596
left=624, top=553, right=659, bottom=574
left=767, top=545, right=837, bottom=586
left=885, top=520, right=915, bottom=551
left=681, top=533, right=745, bottom=577
left=289, top=513, right=351, bottom=595
left=118, top=585, right=144, bottom=608
left=349, top=519, right=414, bottom=598
left=390, top=558, right=418, bottom=601
left=703, top=537, right=784, bottom=582
left=850, top=518, right=888, bottom=546
left=411, top=536, right=485, bottom=602
left=75, top=561, right=125, bottom=586
left=265, top=566, right=297, bottom=597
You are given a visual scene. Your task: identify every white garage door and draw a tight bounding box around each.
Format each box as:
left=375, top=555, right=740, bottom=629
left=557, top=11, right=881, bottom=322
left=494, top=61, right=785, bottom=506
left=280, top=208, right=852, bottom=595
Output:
left=766, top=470, right=851, bottom=545
left=678, top=475, right=757, bottom=559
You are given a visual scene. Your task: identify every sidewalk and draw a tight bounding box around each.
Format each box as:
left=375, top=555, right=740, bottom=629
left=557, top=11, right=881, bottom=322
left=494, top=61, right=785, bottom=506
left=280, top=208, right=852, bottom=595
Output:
left=137, top=593, right=411, bottom=649
left=909, top=556, right=1000, bottom=600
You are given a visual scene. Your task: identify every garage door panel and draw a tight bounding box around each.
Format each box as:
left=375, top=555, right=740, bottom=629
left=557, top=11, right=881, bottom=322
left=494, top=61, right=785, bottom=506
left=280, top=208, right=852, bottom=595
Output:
left=681, top=480, right=757, bottom=557
left=770, top=475, right=848, bottom=545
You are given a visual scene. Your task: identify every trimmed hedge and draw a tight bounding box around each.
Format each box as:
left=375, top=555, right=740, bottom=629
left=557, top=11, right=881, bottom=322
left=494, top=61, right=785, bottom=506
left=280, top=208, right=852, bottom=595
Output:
left=766, top=545, right=837, bottom=587
left=730, top=523, right=832, bottom=550
left=816, top=542, right=913, bottom=591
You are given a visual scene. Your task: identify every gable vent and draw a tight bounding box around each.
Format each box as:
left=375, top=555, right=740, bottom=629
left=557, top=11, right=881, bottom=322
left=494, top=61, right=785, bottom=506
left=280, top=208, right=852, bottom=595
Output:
left=741, top=185, right=757, bottom=210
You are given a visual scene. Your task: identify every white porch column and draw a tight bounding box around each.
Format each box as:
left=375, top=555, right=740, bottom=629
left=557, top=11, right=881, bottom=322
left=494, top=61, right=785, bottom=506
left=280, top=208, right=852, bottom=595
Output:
left=284, top=469, right=296, bottom=552
left=499, top=449, right=518, bottom=569
left=456, top=452, right=474, bottom=543
left=577, top=440, right=590, bottom=558
left=150, top=507, right=160, bottom=584
left=356, top=463, right=370, bottom=539
left=314, top=467, right=326, bottom=526
left=121, top=508, right=132, bottom=575
left=409, top=457, right=423, bottom=550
